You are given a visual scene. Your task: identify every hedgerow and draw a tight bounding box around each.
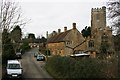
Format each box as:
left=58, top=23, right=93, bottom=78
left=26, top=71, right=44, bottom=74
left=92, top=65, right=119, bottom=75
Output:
left=45, top=56, right=109, bottom=79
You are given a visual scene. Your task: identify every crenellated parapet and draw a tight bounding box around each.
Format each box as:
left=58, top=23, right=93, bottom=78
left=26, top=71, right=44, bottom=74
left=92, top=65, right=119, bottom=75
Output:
left=91, top=6, right=106, bottom=12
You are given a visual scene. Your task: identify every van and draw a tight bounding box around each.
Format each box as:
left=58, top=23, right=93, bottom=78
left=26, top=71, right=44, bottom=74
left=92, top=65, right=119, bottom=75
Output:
left=7, top=60, right=23, bottom=78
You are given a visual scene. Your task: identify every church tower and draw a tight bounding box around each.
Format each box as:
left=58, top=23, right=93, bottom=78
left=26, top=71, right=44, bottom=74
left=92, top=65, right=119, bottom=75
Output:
left=91, top=6, right=106, bottom=36
left=89, top=6, right=114, bottom=53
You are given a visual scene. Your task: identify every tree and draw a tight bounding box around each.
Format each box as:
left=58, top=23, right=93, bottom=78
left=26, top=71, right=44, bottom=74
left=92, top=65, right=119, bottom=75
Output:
left=10, top=25, right=22, bottom=42
left=28, top=33, right=35, bottom=39
left=107, top=0, right=120, bottom=35
left=10, top=25, right=22, bottom=52
left=0, top=0, right=28, bottom=31
left=20, top=41, right=30, bottom=54
left=81, top=26, right=91, bottom=38
left=2, top=29, right=16, bottom=64
left=41, top=36, right=47, bottom=42
left=113, top=34, right=120, bottom=51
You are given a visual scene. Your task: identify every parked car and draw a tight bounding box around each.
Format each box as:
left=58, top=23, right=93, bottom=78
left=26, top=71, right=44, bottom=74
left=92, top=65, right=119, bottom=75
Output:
left=16, top=52, right=22, bottom=59
left=70, top=53, right=90, bottom=58
left=6, top=60, right=23, bottom=79
left=36, top=54, right=45, bottom=61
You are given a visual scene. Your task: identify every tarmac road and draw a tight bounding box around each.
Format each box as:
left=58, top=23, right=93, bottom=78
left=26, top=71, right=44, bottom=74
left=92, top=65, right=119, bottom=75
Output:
left=21, top=48, right=53, bottom=80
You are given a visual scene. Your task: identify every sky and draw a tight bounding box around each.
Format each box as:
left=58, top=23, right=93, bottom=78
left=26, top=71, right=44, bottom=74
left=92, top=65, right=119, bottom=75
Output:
left=17, top=0, right=109, bottom=38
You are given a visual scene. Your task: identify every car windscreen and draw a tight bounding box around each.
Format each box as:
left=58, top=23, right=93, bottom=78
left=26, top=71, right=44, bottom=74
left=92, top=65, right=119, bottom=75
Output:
left=8, top=64, right=21, bottom=69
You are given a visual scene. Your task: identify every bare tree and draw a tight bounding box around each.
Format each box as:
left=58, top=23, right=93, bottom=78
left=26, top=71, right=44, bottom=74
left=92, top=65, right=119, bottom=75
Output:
left=0, top=0, right=28, bottom=32
left=107, top=0, right=120, bottom=35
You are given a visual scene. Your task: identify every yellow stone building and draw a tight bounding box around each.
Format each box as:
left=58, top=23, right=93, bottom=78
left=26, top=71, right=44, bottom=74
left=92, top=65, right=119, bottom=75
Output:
left=47, top=23, right=86, bottom=56
left=47, top=6, right=114, bottom=56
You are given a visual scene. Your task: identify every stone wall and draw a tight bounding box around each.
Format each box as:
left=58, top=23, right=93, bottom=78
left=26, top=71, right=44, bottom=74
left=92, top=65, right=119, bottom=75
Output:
left=48, top=42, right=65, bottom=56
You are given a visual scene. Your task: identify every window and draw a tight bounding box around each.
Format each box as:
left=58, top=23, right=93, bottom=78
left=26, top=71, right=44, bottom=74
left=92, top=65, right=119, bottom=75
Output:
left=66, top=41, right=72, bottom=45
left=88, top=40, right=94, bottom=47
left=8, top=64, right=21, bottom=69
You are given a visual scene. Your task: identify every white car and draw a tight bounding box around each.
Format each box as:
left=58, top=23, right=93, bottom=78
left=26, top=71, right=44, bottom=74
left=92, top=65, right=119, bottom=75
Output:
left=70, top=53, right=90, bottom=57
left=7, top=60, right=23, bottom=78
left=36, top=54, right=46, bottom=61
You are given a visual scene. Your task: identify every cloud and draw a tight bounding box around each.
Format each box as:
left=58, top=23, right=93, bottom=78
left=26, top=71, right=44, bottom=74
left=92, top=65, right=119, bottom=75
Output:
left=18, top=0, right=108, bottom=3
left=18, top=0, right=107, bottom=37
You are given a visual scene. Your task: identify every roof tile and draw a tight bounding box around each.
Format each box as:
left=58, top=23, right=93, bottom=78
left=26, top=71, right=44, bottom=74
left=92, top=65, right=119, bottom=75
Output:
left=47, top=30, right=71, bottom=43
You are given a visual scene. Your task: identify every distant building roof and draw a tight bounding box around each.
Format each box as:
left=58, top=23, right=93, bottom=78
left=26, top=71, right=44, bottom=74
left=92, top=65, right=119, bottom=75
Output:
left=20, top=38, right=47, bottom=43
left=47, top=30, right=71, bottom=43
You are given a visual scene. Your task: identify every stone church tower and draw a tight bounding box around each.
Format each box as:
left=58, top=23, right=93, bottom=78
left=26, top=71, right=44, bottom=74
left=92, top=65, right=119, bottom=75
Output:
left=91, top=6, right=106, bottom=35
left=89, top=6, right=114, bottom=53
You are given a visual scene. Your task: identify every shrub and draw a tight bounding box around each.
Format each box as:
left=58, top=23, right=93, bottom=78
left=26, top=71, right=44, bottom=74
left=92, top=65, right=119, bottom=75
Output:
left=20, top=42, right=31, bottom=54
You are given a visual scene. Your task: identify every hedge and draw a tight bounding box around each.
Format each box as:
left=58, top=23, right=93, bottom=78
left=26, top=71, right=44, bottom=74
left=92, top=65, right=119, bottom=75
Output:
left=45, top=56, right=109, bottom=79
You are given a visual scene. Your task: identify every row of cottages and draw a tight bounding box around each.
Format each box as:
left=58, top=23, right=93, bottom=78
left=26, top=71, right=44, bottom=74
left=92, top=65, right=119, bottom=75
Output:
left=47, top=23, right=86, bottom=56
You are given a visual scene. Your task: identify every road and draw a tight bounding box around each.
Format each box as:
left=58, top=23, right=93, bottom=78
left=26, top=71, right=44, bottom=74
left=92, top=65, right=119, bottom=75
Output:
left=21, top=48, right=53, bottom=80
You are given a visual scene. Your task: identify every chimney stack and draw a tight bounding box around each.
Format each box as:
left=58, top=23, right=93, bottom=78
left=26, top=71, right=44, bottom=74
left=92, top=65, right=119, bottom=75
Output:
left=58, top=29, right=61, bottom=34
left=46, top=31, right=48, bottom=39
left=64, top=27, right=67, bottom=32
left=52, top=31, right=57, bottom=36
left=73, top=23, right=76, bottom=29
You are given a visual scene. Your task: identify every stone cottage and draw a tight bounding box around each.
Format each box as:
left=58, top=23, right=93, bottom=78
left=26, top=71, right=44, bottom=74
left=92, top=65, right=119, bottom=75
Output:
left=47, top=23, right=86, bottom=56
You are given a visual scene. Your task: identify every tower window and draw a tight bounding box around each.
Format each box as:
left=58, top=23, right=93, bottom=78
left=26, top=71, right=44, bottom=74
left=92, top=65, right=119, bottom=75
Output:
left=88, top=40, right=94, bottom=47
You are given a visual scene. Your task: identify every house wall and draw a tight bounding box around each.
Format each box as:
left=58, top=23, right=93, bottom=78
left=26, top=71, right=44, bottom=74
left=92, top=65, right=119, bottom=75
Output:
left=47, top=26, right=86, bottom=56
left=47, top=42, right=65, bottom=56
left=64, top=29, right=86, bottom=55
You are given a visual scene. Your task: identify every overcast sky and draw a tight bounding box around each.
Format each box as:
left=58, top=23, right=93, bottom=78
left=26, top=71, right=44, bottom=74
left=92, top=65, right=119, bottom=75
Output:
left=17, top=0, right=109, bottom=38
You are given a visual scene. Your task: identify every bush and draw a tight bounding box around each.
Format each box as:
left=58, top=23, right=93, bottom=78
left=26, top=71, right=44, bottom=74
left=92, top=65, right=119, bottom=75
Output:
left=20, top=42, right=31, bottom=54
left=45, top=56, right=105, bottom=79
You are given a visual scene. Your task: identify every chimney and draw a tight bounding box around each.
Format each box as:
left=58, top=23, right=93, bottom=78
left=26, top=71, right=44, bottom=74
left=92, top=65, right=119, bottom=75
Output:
left=58, top=29, right=61, bottom=34
left=64, top=27, right=67, bottom=32
left=73, top=23, right=76, bottom=29
left=46, top=31, right=48, bottom=39
left=52, top=31, right=57, bottom=36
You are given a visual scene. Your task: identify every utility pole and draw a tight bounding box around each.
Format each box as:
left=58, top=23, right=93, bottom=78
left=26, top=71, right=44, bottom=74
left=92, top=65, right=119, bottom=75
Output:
left=46, top=31, right=49, bottom=60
